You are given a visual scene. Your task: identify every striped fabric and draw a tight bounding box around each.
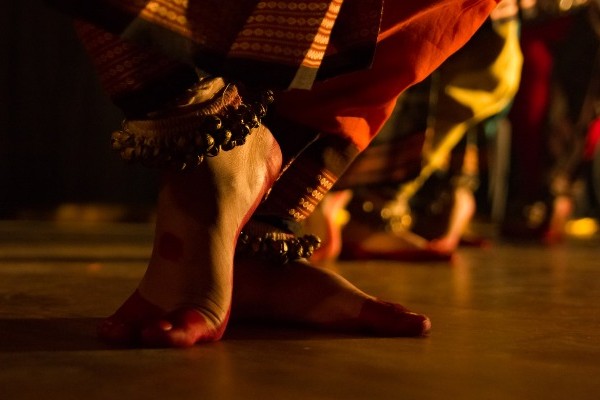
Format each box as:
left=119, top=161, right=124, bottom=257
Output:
left=47, top=0, right=383, bottom=91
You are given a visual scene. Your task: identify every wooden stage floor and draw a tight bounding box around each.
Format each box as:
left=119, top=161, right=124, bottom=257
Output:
left=1, top=221, right=599, bottom=399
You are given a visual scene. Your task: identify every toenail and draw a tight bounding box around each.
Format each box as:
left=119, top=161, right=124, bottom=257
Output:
left=158, top=320, right=173, bottom=331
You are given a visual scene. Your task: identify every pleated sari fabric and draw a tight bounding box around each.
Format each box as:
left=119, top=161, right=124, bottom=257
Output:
left=46, top=0, right=499, bottom=225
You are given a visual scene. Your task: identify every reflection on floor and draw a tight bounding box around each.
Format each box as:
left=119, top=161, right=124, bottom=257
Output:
left=1, top=221, right=599, bottom=399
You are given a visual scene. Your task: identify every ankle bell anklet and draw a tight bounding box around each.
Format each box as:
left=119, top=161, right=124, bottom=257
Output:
left=236, top=231, right=322, bottom=264
left=111, top=85, right=274, bottom=171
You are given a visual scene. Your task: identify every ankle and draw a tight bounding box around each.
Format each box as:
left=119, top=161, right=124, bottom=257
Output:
left=111, top=80, right=275, bottom=171
left=237, top=218, right=321, bottom=264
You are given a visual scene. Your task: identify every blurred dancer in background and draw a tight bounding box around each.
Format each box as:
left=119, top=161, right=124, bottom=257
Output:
left=503, top=0, right=599, bottom=242
left=307, top=0, right=522, bottom=262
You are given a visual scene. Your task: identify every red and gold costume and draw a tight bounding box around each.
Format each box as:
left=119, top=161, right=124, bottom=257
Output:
left=48, top=0, right=499, bottom=229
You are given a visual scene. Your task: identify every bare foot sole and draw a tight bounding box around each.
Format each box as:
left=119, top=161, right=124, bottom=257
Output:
left=231, top=257, right=431, bottom=337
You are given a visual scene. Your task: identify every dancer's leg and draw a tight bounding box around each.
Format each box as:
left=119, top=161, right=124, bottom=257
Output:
left=76, top=26, right=284, bottom=346
left=99, top=118, right=282, bottom=347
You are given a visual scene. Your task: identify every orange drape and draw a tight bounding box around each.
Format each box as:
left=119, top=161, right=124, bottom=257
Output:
left=275, top=0, right=499, bottom=150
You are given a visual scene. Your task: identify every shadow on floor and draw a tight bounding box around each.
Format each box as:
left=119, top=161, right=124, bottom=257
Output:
left=0, top=318, right=368, bottom=353
left=0, top=318, right=109, bottom=352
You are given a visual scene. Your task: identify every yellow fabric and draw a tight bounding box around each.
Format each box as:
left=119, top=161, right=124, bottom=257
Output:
left=399, top=18, right=523, bottom=200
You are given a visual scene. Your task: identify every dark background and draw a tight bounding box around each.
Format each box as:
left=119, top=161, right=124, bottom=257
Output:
left=0, top=0, right=157, bottom=218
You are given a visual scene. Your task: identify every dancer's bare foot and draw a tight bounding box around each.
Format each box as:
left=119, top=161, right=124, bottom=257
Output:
left=544, top=195, right=573, bottom=244
left=232, top=257, right=431, bottom=337
left=428, top=186, right=476, bottom=254
left=303, top=190, right=352, bottom=263
left=339, top=219, right=452, bottom=262
left=307, top=190, right=452, bottom=262
left=99, top=116, right=282, bottom=347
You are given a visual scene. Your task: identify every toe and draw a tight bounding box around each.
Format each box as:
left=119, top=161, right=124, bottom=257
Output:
left=358, top=299, right=431, bottom=337
left=97, top=290, right=165, bottom=345
left=141, top=308, right=226, bottom=348
left=97, top=318, right=138, bottom=345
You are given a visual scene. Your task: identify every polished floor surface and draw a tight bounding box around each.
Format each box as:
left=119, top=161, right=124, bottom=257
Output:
left=1, top=221, right=599, bottom=400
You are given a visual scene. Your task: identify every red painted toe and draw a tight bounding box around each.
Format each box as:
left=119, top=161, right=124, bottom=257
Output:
left=358, top=299, right=431, bottom=337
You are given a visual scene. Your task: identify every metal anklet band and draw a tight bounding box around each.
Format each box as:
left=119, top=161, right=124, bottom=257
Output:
left=236, top=231, right=322, bottom=264
left=111, top=85, right=274, bottom=171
